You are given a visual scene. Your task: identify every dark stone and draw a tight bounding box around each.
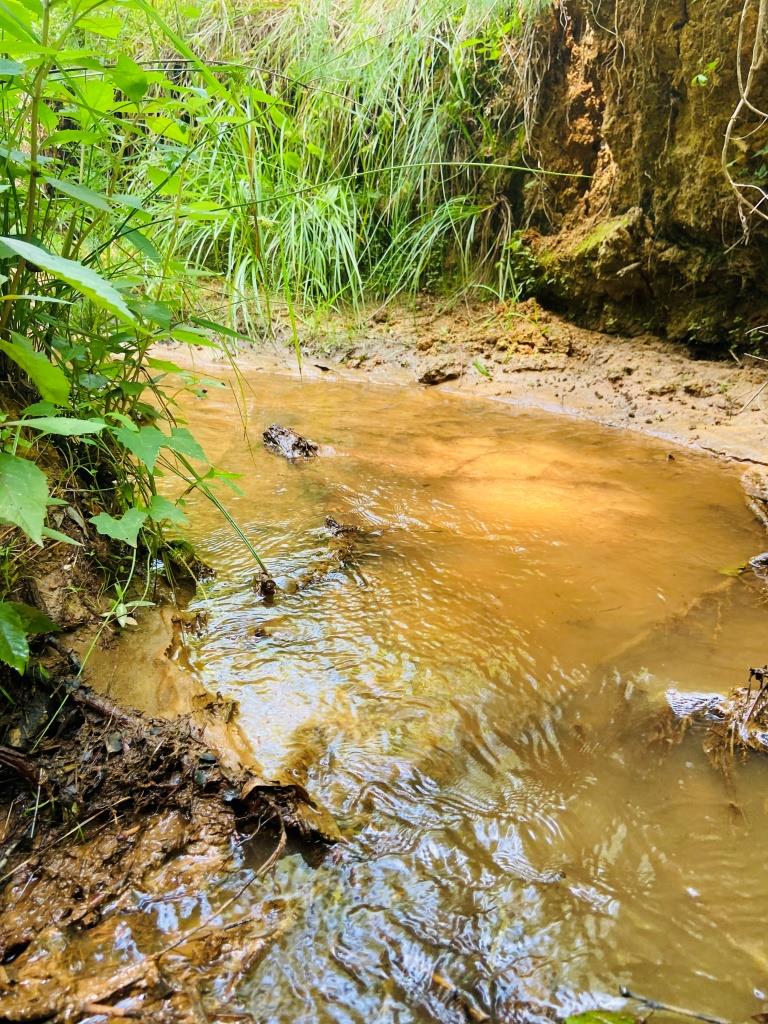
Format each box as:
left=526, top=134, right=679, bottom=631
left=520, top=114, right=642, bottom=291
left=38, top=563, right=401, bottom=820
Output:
left=262, top=423, right=319, bottom=460
left=418, top=364, right=461, bottom=386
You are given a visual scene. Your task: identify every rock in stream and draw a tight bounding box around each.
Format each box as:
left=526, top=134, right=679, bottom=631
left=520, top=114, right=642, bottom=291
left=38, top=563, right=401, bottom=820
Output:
left=262, top=424, right=319, bottom=460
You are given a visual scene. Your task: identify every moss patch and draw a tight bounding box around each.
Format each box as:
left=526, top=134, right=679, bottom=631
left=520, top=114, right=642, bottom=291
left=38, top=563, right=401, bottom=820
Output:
left=572, top=215, right=631, bottom=256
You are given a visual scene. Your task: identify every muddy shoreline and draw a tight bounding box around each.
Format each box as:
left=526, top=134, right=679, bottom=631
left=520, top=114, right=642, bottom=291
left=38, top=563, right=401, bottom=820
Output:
left=205, top=299, right=768, bottom=469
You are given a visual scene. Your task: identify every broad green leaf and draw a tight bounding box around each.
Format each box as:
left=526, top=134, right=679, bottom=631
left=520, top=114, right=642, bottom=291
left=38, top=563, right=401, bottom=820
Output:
left=0, top=602, right=28, bottom=673
left=37, top=100, right=56, bottom=133
left=269, top=105, right=292, bottom=130
left=0, top=237, right=134, bottom=322
left=171, top=324, right=217, bottom=346
left=147, top=494, right=187, bottom=526
left=78, top=13, right=122, bottom=38
left=145, top=115, right=187, bottom=144
left=108, top=54, right=149, bottom=102
left=191, top=316, right=253, bottom=344
left=124, top=230, right=161, bottom=264
left=91, top=507, right=147, bottom=547
left=6, top=601, right=58, bottom=634
left=166, top=427, right=206, bottom=462
left=72, top=78, right=115, bottom=123
left=130, top=298, right=171, bottom=328
left=0, top=334, right=69, bottom=404
left=20, top=400, right=56, bottom=416
left=0, top=1, right=37, bottom=41
left=114, top=424, right=166, bottom=471
left=112, top=193, right=144, bottom=211
left=248, top=86, right=279, bottom=105
left=12, top=0, right=42, bottom=16
left=42, top=129, right=101, bottom=147
left=12, top=416, right=106, bottom=435
left=147, top=356, right=185, bottom=374
left=0, top=146, right=32, bottom=170
left=145, top=165, right=182, bottom=197
left=41, top=526, right=81, bottom=546
left=118, top=381, right=146, bottom=399
left=0, top=452, right=48, bottom=545
left=105, top=411, right=138, bottom=431
left=44, top=176, right=111, bottom=212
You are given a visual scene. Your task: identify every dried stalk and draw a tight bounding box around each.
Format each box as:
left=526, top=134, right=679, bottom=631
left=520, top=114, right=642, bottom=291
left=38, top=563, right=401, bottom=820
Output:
left=721, top=0, right=768, bottom=235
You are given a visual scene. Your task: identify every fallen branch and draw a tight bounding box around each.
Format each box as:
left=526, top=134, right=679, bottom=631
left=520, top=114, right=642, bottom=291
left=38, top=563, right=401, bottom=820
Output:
left=0, top=744, right=41, bottom=785
left=69, top=684, right=139, bottom=727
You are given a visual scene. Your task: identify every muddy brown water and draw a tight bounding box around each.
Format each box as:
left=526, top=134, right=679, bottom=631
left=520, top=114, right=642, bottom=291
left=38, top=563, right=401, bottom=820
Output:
left=95, top=372, right=768, bottom=1023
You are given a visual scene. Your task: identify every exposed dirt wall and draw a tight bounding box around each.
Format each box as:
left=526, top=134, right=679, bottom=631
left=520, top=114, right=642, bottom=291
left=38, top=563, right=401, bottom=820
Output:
left=519, top=0, right=768, bottom=346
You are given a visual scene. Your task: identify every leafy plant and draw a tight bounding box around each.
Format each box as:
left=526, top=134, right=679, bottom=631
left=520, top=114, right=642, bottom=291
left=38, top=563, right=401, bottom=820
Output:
left=0, top=0, right=261, bottom=675
left=0, top=601, right=58, bottom=674
left=692, top=57, right=720, bottom=87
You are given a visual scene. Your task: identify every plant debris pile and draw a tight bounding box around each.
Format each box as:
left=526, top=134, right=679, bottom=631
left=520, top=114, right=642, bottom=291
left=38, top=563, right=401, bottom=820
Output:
left=0, top=670, right=337, bottom=1023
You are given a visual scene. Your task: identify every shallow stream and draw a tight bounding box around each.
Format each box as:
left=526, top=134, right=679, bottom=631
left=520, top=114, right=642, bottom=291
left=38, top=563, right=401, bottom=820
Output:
left=100, top=372, right=768, bottom=1022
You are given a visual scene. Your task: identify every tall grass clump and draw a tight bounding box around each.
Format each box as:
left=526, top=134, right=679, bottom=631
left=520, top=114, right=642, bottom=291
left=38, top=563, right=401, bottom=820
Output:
left=127, top=0, right=553, bottom=327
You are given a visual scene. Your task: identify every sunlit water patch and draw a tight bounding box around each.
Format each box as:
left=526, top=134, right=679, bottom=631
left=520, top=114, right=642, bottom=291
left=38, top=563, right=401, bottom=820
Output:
left=97, top=372, right=768, bottom=1022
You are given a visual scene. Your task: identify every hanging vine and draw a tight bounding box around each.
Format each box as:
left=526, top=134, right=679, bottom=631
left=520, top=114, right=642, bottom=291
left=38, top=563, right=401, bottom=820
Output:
left=722, top=0, right=768, bottom=236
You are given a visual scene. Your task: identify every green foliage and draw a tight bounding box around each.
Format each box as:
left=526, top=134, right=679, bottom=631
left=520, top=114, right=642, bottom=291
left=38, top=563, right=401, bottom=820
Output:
left=691, top=58, right=720, bottom=88
left=119, top=0, right=551, bottom=323
left=0, top=453, right=49, bottom=547
left=0, top=238, right=134, bottom=321
left=0, top=0, right=260, bottom=676
left=91, top=508, right=149, bottom=547
left=0, top=336, right=70, bottom=404
left=565, top=1013, right=635, bottom=1024
left=0, top=601, right=57, bottom=674
left=0, top=602, right=32, bottom=674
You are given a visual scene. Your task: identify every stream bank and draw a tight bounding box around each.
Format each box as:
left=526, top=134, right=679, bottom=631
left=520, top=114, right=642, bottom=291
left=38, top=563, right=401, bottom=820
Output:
left=212, top=298, right=768, bottom=469
left=512, top=0, right=768, bottom=346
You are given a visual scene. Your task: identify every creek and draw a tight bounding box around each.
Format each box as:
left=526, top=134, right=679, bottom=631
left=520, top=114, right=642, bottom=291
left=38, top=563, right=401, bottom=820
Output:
left=97, top=371, right=768, bottom=1022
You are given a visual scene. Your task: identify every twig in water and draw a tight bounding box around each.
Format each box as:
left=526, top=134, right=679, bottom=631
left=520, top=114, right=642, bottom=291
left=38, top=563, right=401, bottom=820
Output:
left=620, top=986, right=730, bottom=1024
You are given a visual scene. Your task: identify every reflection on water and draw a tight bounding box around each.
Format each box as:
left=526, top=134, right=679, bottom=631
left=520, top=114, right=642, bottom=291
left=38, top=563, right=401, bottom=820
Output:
left=107, top=372, right=768, bottom=1020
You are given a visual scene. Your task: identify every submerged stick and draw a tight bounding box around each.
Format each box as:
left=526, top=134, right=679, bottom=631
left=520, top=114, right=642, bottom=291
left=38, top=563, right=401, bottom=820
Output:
left=620, top=986, right=729, bottom=1024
